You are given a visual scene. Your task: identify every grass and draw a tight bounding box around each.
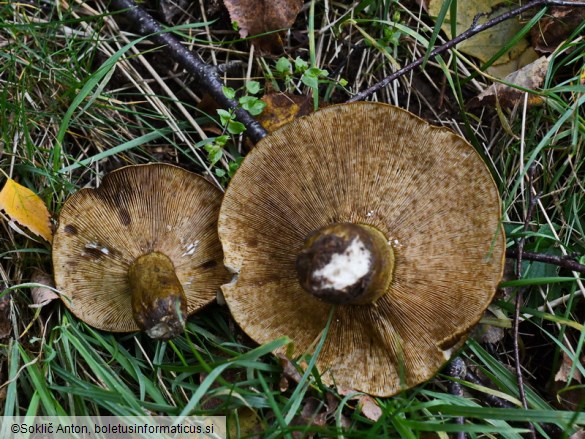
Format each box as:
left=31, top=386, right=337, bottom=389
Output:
left=1, top=0, right=584, bottom=437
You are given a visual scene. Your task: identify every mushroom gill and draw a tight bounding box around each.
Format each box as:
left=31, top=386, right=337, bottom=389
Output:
left=52, top=163, right=231, bottom=340
left=218, top=102, right=505, bottom=396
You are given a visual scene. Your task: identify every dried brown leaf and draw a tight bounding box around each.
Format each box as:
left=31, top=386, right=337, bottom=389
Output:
left=30, top=269, right=58, bottom=308
left=531, top=3, right=585, bottom=53
left=0, top=293, right=11, bottom=339
left=288, top=396, right=330, bottom=438
left=357, top=395, right=382, bottom=422
left=553, top=382, right=585, bottom=411
left=223, top=0, right=303, bottom=53
left=224, top=0, right=303, bottom=37
left=469, top=56, right=549, bottom=109
left=276, top=353, right=303, bottom=392
left=300, top=397, right=327, bottom=427
left=324, top=391, right=339, bottom=414
left=554, top=351, right=583, bottom=384
left=277, top=353, right=303, bottom=384
left=550, top=351, right=585, bottom=410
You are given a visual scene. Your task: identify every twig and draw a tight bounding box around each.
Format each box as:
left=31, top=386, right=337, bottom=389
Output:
left=217, top=60, right=244, bottom=75
left=464, top=367, right=565, bottom=436
left=109, top=0, right=267, bottom=144
left=513, top=166, right=540, bottom=439
left=347, top=0, right=585, bottom=103
left=463, top=367, right=515, bottom=409
left=506, top=249, right=585, bottom=274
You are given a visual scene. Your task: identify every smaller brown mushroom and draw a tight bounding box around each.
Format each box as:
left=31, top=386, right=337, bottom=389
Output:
left=52, top=164, right=230, bottom=340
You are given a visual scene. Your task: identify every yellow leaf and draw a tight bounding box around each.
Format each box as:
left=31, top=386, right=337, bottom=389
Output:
left=0, top=178, right=52, bottom=242
left=256, top=93, right=313, bottom=133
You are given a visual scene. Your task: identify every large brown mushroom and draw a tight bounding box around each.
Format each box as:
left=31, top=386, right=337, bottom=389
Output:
left=218, top=102, right=505, bottom=396
left=52, top=163, right=230, bottom=340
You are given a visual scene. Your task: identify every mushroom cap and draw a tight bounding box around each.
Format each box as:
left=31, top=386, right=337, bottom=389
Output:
left=53, top=163, right=230, bottom=333
left=218, top=102, right=505, bottom=397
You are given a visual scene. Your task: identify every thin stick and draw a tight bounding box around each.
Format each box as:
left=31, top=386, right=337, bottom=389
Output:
left=506, top=249, right=585, bottom=274
left=109, top=0, right=268, bottom=144
left=347, top=0, right=585, bottom=103
left=463, top=367, right=515, bottom=409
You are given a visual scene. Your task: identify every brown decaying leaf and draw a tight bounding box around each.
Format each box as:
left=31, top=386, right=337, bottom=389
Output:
left=0, top=293, right=11, bottom=339
left=223, top=0, right=303, bottom=37
left=223, top=0, right=303, bottom=53
left=531, top=3, right=585, bottom=53
left=298, top=397, right=327, bottom=427
left=0, top=177, right=52, bottom=242
left=30, top=269, right=59, bottom=308
left=554, top=351, right=583, bottom=384
left=550, top=351, right=585, bottom=411
left=357, top=395, right=383, bottom=422
left=288, top=394, right=346, bottom=437
left=469, top=56, right=550, bottom=109
left=275, top=355, right=348, bottom=434
left=257, top=93, right=313, bottom=134
left=277, top=353, right=303, bottom=391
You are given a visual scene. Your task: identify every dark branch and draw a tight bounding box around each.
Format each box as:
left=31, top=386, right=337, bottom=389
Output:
left=464, top=364, right=563, bottom=436
left=347, top=0, right=585, bottom=102
left=506, top=249, right=585, bottom=274
left=109, top=0, right=268, bottom=144
left=443, top=357, right=515, bottom=408
left=463, top=367, right=515, bottom=409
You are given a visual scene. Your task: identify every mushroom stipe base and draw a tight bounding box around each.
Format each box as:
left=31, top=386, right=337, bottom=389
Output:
left=296, top=223, right=394, bottom=305
left=129, top=252, right=187, bottom=340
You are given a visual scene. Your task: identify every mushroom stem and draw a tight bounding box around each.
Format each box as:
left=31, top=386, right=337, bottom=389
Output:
left=296, top=223, right=394, bottom=305
left=129, top=252, right=188, bottom=340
